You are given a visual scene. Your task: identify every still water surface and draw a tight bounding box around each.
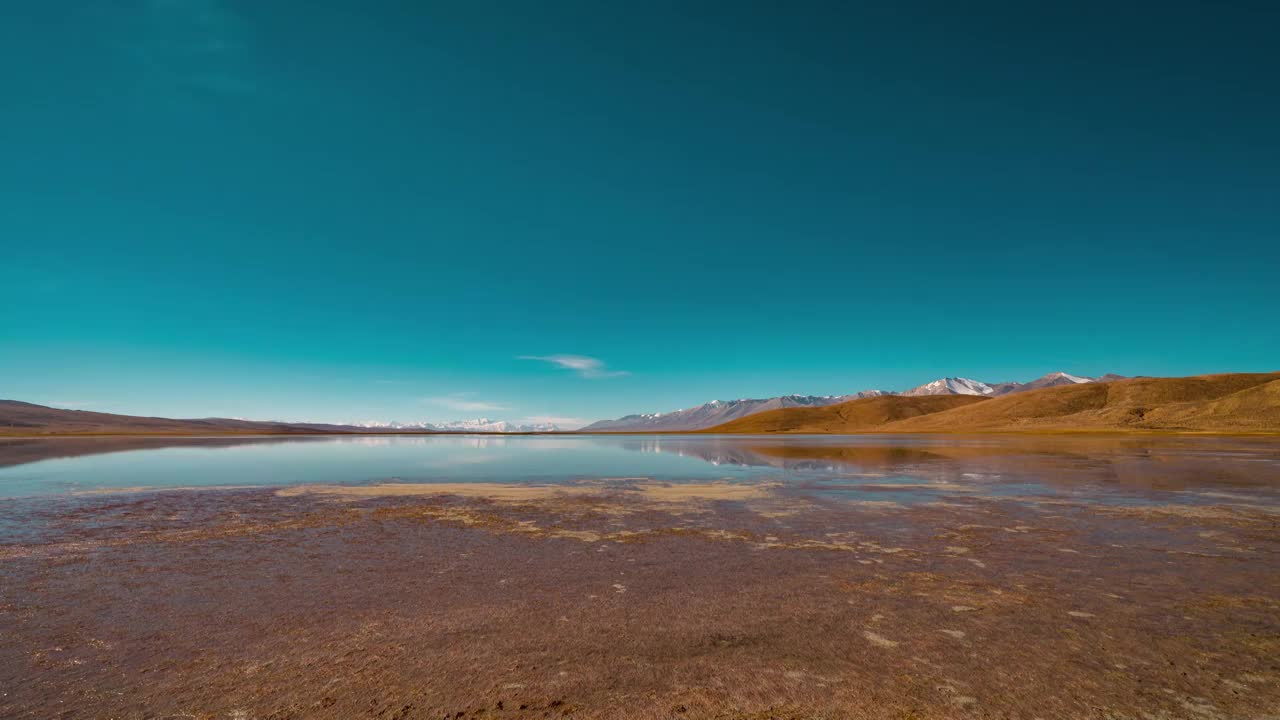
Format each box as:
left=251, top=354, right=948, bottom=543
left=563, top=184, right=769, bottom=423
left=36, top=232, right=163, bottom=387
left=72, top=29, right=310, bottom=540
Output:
left=2, top=433, right=1278, bottom=506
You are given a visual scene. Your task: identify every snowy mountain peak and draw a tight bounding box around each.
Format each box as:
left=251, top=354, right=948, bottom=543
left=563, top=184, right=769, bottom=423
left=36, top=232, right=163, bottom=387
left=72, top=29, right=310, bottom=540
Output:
left=1046, top=371, right=1092, bottom=384
left=580, top=390, right=891, bottom=432
left=903, top=377, right=996, bottom=397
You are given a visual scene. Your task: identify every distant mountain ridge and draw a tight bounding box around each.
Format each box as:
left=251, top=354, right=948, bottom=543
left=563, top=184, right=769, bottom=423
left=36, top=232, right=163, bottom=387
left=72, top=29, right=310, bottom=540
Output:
left=901, top=371, right=1122, bottom=397
left=0, top=401, right=558, bottom=436
left=704, top=395, right=989, bottom=434
left=902, top=377, right=999, bottom=396
left=351, top=418, right=560, bottom=433
left=583, top=372, right=1125, bottom=431
left=579, top=392, right=891, bottom=432
left=0, top=400, right=345, bottom=436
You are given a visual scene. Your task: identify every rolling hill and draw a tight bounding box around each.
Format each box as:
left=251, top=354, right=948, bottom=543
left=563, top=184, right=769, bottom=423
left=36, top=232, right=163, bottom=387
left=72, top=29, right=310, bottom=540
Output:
left=880, top=372, right=1280, bottom=433
left=704, top=373, right=1280, bottom=434
left=703, top=395, right=990, bottom=433
left=0, top=402, right=565, bottom=436
left=0, top=400, right=351, bottom=436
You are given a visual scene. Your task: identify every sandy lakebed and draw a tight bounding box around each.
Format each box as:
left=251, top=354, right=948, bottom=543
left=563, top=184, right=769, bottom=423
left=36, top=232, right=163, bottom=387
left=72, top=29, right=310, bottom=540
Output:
left=1, top=434, right=1278, bottom=719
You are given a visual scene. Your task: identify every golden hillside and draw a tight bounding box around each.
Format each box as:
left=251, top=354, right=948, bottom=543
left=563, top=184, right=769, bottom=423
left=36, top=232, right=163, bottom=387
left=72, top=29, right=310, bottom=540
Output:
left=703, top=394, right=988, bottom=433
left=705, top=372, right=1280, bottom=434
left=880, top=372, right=1280, bottom=433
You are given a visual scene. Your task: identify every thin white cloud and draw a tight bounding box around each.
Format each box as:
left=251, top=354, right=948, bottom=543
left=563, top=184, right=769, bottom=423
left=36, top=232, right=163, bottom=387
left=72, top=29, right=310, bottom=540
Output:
left=518, top=354, right=629, bottom=379
left=422, top=394, right=511, bottom=412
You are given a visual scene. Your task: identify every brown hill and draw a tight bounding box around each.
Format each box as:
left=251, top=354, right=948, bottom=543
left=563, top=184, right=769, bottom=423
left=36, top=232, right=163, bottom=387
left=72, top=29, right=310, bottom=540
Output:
left=703, top=395, right=989, bottom=433
left=704, top=372, right=1280, bottom=434
left=879, top=372, right=1280, bottom=433
left=0, top=400, right=346, bottom=436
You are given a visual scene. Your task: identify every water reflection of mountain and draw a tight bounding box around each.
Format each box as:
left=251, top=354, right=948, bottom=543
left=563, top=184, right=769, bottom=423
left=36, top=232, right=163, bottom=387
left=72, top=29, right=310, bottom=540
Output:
left=616, top=439, right=775, bottom=467
left=617, top=436, right=1280, bottom=492
left=614, top=438, right=946, bottom=472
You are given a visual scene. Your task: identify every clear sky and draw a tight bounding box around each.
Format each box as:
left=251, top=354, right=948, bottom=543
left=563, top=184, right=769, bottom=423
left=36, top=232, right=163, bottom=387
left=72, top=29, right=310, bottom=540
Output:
left=3, top=1, right=1278, bottom=428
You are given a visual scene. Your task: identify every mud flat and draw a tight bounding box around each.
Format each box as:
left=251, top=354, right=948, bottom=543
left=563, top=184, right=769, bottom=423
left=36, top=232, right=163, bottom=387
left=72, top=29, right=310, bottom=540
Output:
left=1, top=438, right=1279, bottom=718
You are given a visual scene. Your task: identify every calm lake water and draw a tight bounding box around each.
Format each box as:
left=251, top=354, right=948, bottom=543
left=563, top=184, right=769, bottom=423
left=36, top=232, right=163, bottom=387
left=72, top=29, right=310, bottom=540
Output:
left=2, top=433, right=1278, bottom=506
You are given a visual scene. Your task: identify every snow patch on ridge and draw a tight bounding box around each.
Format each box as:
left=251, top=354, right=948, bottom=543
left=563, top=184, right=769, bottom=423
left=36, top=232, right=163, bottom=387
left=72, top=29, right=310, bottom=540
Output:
left=1050, top=372, right=1092, bottom=384
left=903, top=377, right=996, bottom=397
left=350, top=418, right=559, bottom=433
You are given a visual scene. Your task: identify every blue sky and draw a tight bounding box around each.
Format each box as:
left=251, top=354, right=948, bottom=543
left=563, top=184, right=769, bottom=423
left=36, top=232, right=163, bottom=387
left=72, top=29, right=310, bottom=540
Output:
left=3, top=1, right=1278, bottom=427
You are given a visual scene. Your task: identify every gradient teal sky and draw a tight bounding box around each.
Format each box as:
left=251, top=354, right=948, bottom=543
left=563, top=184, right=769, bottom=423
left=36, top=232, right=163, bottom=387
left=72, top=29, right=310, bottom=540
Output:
left=3, top=1, right=1278, bottom=427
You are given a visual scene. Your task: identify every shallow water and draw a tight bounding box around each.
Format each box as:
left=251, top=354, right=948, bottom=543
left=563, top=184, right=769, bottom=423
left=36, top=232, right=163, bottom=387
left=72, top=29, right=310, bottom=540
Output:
left=2, top=433, right=1279, bottom=502
left=2, top=434, right=1279, bottom=719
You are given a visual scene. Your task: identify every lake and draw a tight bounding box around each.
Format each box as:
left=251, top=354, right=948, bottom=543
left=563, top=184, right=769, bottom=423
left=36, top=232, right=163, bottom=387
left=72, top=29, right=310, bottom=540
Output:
left=2, top=434, right=1278, bottom=718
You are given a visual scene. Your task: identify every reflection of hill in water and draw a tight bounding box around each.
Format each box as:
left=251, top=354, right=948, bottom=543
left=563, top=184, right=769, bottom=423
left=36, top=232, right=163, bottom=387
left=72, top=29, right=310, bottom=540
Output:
left=616, top=439, right=949, bottom=472
left=0, top=435, right=537, bottom=470
left=0, top=436, right=321, bottom=469
left=616, top=439, right=774, bottom=468
left=621, top=436, right=1280, bottom=492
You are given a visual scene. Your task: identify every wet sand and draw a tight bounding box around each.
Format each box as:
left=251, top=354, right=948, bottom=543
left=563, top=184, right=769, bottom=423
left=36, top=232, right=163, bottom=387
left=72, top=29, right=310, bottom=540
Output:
left=2, top=463, right=1279, bottom=720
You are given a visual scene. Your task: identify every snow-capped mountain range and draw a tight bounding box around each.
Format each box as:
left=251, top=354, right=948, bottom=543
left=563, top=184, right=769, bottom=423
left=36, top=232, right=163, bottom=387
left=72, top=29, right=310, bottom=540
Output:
left=579, top=391, right=891, bottom=432
left=350, top=418, right=560, bottom=433
left=901, top=371, right=1122, bottom=397
left=580, top=372, right=1125, bottom=431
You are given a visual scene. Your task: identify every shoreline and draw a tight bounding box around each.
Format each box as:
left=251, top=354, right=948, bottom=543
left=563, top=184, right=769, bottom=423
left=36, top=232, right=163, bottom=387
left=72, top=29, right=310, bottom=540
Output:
left=3, top=428, right=1280, bottom=438
left=4, top=452, right=1278, bottom=719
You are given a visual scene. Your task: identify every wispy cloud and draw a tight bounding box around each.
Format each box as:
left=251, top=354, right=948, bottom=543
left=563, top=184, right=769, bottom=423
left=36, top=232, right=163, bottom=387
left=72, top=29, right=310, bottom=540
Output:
left=518, top=355, right=629, bottom=379
left=422, top=393, right=511, bottom=413
left=48, top=400, right=94, bottom=409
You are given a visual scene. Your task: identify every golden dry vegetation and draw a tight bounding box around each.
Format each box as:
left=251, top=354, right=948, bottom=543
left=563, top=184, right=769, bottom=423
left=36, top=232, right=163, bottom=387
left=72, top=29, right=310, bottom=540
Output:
left=706, top=372, right=1280, bottom=434
left=703, top=395, right=988, bottom=433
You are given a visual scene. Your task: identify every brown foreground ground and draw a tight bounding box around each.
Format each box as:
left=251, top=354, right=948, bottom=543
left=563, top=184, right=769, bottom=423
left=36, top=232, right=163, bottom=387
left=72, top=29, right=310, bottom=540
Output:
left=2, top=462, right=1279, bottom=719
